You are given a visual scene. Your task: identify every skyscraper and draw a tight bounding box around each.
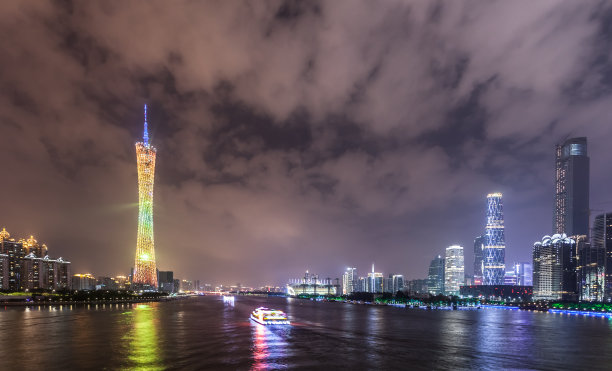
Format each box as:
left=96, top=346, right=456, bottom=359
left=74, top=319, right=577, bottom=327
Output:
left=133, top=105, right=158, bottom=288
left=514, top=262, right=533, bottom=286
left=533, top=234, right=576, bottom=300
left=342, top=267, right=357, bottom=295
left=554, top=137, right=589, bottom=237
left=391, top=274, right=404, bottom=293
left=444, top=245, right=464, bottom=296
left=473, top=235, right=484, bottom=285
left=483, top=193, right=505, bottom=285
left=427, top=255, right=445, bottom=295
left=575, top=234, right=603, bottom=302
left=593, top=213, right=612, bottom=301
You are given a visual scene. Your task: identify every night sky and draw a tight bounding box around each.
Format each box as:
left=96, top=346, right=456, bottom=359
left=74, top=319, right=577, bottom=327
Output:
left=2, top=1, right=612, bottom=286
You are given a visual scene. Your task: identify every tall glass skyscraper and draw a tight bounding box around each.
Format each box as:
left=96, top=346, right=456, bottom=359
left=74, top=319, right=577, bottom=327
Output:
left=444, top=245, right=464, bottom=296
left=593, top=213, right=612, bottom=301
left=483, top=193, right=505, bottom=285
left=554, top=137, right=589, bottom=237
left=473, top=235, right=484, bottom=284
left=427, top=255, right=445, bottom=295
left=342, top=267, right=357, bottom=295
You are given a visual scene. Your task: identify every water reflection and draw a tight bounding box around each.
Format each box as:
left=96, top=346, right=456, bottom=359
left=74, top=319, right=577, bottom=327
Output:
left=123, top=304, right=162, bottom=370
left=365, top=307, right=383, bottom=368
left=250, top=323, right=290, bottom=370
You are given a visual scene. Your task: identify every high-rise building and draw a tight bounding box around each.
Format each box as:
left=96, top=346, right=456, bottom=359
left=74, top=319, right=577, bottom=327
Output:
left=392, top=274, right=404, bottom=293
left=483, top=193, right=505, bottom=285
left=575, top=234, right=604, bottom=301
left=554, top=137, right=589, bottom=237
left=533, top=234, right=576, bottom=300
left=357, top=277, right=366, bottom=292
left=444, top=245, right=464, bottom=296
left=514, top=262, right=533, bottom=286
left=473, top=235, right=484, bottom=285
left=158, top=271, right=175, bottom=293
left=133, top=105, right=158, bottom=289
left=504, top=269, right=517, bottom=285
left=407, top=278, right=427, bottom=294
left=342, top=267, right=357, bottom=295
left=0, top=228, right=70, bottom=291
left=72, top=273, right=96, bottom=291
left=366, top=271, right=384, bottom=293
left=593, top=213, right=612, bottom=301
left=427, top=255, right=445, bottom=295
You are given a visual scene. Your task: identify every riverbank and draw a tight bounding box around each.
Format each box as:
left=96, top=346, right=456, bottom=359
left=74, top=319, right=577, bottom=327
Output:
left=0, top=292, right=193, bottom=307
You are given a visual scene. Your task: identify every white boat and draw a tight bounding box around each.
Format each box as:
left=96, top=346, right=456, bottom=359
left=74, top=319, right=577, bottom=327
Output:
left=250, top=307, right=291, bottom=325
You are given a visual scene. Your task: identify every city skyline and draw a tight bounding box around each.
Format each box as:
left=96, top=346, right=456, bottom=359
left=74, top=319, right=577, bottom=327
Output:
left=3, top=2, right=612, bottom=285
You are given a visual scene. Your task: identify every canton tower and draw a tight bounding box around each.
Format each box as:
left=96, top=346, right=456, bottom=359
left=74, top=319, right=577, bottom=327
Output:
left=133, top=104, right=157, bottom=288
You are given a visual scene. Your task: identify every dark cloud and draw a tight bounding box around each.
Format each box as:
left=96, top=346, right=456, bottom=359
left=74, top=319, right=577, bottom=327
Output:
left=1, top=1, right=612, bottom=285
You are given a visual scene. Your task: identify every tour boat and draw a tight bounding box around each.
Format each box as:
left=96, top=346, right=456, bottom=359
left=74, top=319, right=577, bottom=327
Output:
left=250, top=307, right=291, bottom=325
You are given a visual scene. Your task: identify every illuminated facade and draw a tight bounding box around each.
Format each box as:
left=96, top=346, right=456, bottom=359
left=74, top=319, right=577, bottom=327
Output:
left=533, top=234, right=576, bottom=300
left=0, top=228, right=70, bottom=291
left=391, top=274, right=404, bottom=293
left=72, top=273, right=96, bottom=291
left=483, top=193, right=505, bottom=285
left=342, top=267, right=357, bottom=295
left=133, top=105, right=158, bottom=288
left=473, top=235, right=484, bottom=285
left=286, top=271, right=337, bottom=296
left=554, top=137, right=589, bottom=237
left=593, top=213, right=612, bottom=301
left=576, top=234, right=604, bottom=302
left=427, top=255, right=445, bottom=295
left=444, top=245, right=464, bottom=296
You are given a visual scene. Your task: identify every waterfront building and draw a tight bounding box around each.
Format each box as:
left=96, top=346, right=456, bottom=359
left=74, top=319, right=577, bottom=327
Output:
left=19, top=235, right=47, bottom=258
left=554, top=137, right=589, bottom=237
left=114, top=275, right=130, bottom=290
left=592, top=213, right=612, bottom=301
left=51, top=257, right=71, bottom=290
left=444, top=245, right=464, bottom=296
left=504, top=270, right=517, bottom=285
left=392, top=274, right=404, bottom=293
left=0, top=229, right=25, bottom=290
left=575, top=234, right=604, bottom=301
left=407, top=278, right=427, bottom=294
left=0, top=228, right=70, bottom=291
left=533, top=234, right=576, bottom=300
left=286, top=271, right=337, bottom=296
left=342, top=267, right=357, bottom=295
left=0, top=254, right=8, bottom=290
left=483, top=193, right=505, bottom=285
left=366, top=272, right=384, bottom=293
left=180, top=280, right=194, bottom=292
left=427, top=255, right=445, bottom=295
left=514, top=262, right=533, bottom=286
left=133, top=105, right=158, bottom=289
left=96, top=276, right=118, bottom=291
left=460, top=285, right=532, bottom=301
left=158, top=271, right=175, bottom=293
left=72, top=273, right=96, bottom=291
left=473, top=235, right=484, bottom=285
left=357, top=277, right=366, bottom=292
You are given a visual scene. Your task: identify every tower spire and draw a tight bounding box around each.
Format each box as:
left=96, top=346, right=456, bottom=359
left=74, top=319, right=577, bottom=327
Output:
left=143, top=104, right=149, bottom=145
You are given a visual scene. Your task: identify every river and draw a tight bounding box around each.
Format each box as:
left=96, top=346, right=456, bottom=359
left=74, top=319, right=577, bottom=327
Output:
left=0, top=295, right=610, bottom=370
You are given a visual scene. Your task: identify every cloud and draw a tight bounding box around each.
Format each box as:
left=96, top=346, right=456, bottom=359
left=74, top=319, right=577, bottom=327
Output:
left=1, top=0, right=612, bottom=285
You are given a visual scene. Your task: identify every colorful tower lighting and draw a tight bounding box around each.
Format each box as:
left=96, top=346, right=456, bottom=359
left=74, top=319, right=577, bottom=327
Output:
left=133, top=104, right=157, bottom=288
left=483, top=193, right=505, bottom=285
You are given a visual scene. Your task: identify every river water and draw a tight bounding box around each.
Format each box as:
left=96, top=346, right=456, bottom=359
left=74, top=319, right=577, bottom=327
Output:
left=0, top=296, right=611, bottom=370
